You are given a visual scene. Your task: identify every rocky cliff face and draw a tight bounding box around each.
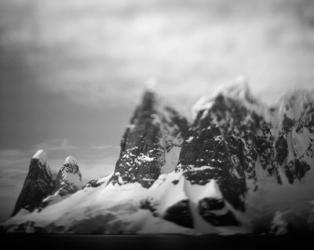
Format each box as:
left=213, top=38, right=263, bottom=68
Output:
left=54, top=155, right=82, bottom=196
left=42, top=156, right=83, bottom=207
left=272, top=90, right=314, bottom=184
left=11, top=150, right=55, bottom=216
left=110, top=90, right=189, bottom=188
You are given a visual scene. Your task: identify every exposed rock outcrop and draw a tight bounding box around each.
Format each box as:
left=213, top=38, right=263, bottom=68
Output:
left=110, top=90, right=189, bottom=188
left=42, top=156, right=82, bottom=206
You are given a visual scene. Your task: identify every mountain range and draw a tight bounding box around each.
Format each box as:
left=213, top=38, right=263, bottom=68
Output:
left=2, top=81, right=314, bottom=235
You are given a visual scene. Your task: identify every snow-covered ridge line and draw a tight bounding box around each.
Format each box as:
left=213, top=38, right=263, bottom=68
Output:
left=192, top=79, right=314, bottom=126
left=192, top=78, right=269, bottom=120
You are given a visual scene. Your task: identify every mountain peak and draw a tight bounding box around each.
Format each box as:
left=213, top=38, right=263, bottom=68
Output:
left=60, top=155, right=81, bottom=180
left=64, top=155, right=78, bottom=166
left=32, top=149, right=47, bottom=165
left=192, top=77, right=257, bottom=119
left=11, top=150, right=54, bottom=216
left=140, top=90, right=158, bottom=111
left=218, top=76, right=253, bottom=101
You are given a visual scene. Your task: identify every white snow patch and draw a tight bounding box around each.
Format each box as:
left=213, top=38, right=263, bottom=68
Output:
left=151, top=114, right=161, bottom=126
left=186, top=136, right=194, bottom=143
left=32, top=149, right=47, bottom=165
left=138, top=154, right=154, bottom=162
left=214, top=135, right=224, bottom=142
left=161, top=146, right=181, bottom=174
left=126, top=124, right=136, bottom=131
left=150, top=172, right=188, bottom=215
left=192, top=96, right=214, bottom=120
left=42, top=193, right=63, bottom=206
left=64, top=155, right=78, bottom=166
left=191, top=165, right=214, bottom=171
left=219, top=76, right=250, bottom=100
left=62, top=172, right=82, bottom=188
left=292, top=128, right=312, bottom=158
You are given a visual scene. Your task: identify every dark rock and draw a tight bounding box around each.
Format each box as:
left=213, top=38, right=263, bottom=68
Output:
left=140, top=199, right=158, bottom=216
left=172, top=180, right=179, bottom=185
left=11, top=158, right=54, bottom=216
left=199, top=198, right=225, bottom=211
left=285, top=159, right=311, bottom=184
left=83, top=179, right=104, bottom=189
left=282, top=114, right=295, bottom=134
left=199, top=210, right=240, bottom=226
left=163, top=200, right=194, bottom=228
left=275, top=135, right=288, bottom=165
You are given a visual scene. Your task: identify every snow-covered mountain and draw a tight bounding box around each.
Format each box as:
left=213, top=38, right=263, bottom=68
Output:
left=10, top=150, right=55, bottom=217
left=2, top=83, right=314, bottom=234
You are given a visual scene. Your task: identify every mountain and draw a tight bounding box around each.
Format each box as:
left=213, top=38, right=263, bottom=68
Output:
left=175, top=83, right=314, bottom=232
left=2, top=83, right=314, bottom=234
left=11, top=150, right=55, bottom=216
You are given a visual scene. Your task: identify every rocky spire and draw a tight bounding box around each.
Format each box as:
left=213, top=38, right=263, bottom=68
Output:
left=110, top=90, right=189, bottom=188
left=54, top=155, right=82, bottom=196
left=11, top=150, right=54, bottom=216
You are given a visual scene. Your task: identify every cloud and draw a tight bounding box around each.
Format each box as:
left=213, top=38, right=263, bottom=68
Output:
left=34, top=138, right=77, bottom=152
left=2, top=0, right=314, bottom=112
left=0, top=149, right=29, bottom=167
left=91, top=145, right=120, bottom=151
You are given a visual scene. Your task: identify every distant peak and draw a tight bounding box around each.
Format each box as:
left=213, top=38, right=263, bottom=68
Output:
left=218, top=76, right=251, bottom=100
left=32, top=149, right=47, bottom=165
left=209, top=76, right=255, bottom=103
left=64, top=155, right=78, bottom=166
left=192, top=77, right=256, bottom=119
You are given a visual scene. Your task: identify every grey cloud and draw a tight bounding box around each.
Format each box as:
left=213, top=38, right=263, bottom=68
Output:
left=2, top=0, right=314, bottom=111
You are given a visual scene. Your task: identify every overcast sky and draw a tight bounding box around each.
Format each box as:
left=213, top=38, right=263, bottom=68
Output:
left=0, top=0, right=314, bottom=222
